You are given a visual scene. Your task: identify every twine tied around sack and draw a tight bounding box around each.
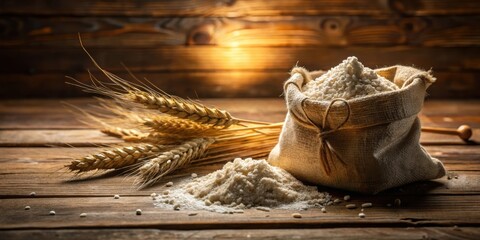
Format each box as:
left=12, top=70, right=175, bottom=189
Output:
left=300, top=98, right=350, bottom=175
left=284, top=77, right=350, bottom=175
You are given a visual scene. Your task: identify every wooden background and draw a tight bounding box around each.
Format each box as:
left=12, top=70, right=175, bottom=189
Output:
left=0, top=0, right=479, bottom=99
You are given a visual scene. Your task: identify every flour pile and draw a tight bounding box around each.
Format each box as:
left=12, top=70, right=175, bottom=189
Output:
left=302, top=56, right=399, bottom=100
left=154, top=158, right=332, bottom=212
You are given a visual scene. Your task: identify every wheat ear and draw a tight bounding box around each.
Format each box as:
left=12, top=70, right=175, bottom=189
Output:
left=126, top=91, right=239, bottom=128
left=66, top=143, right=165, bottom=172
left=143, top=116, right=220, bottom=136
left=101, top=126, right=146, bottom=139
left=136, top=138, right=214, bottom=187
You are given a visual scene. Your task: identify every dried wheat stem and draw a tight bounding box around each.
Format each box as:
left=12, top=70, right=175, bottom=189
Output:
left=137, top=138, right=214, bottom=186
left=221, top=122, right=283, bottom=132
left=126, top=91, right=239, bottom=128
left=66, top=143, right=165, bottom=172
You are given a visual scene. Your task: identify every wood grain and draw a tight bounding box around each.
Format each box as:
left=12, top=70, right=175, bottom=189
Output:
left=1, top=0, right=479, bottom=17
left=2, top=228, right=479, bottom=240
left=2, top=99, right=480, bottom=129
left=0, top=227, right=480, bottom=240
left=1, top=47, right=479, bottom=74
left=0, top=0, right=392, bottom=17
left=0, top=98, right=478, bottom=237
left=1, top=16, right=479, bottom=47
left=0, top=128, right=478, bottom=147
left=0, top=148, right=477, bottom=197
left=1, top=195, right=480, bottom=230
left=2, top=70, right=480, bottom=99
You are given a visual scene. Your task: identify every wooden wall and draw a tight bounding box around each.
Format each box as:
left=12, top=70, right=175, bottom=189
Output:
left=1, top=0, right=479, bottom=98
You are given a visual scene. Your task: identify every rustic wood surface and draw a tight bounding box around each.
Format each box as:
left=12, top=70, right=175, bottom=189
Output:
left=0, top=0, right=479, bottom=99
left=0, top=98, right=479, bottom=239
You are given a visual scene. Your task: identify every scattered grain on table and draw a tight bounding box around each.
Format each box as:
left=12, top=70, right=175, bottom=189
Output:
left=346, top=204, right=357, bottom=209
left=292, top=213, right=302, bottom=218
left=256, top=206, right=271, bottom=212
left=361, top=203, right=373, bottom=208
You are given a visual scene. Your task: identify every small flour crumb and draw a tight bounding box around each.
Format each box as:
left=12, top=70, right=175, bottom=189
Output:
left=154, top=158, right=331, bottom=212
left=302, top=56, right=398, bottom=100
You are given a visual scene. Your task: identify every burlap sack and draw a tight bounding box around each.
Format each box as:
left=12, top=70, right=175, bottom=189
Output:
left=268, top=65, right=446, bottom=194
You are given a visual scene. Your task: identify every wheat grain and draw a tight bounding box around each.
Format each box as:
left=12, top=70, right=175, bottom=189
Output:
left=126, top=91, right=239, bottom=128
left=101, top=126, right=146, bottom=139
left=123, top=131, right=186, bottom=144
left=137, top=138, right=214, bottom=187
left=143, top=116, right=219, bottom=136
left=66, top=143, right=164, bottom=172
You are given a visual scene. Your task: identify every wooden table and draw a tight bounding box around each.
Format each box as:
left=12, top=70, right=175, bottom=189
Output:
left=1, top=98, right=479, bottom=239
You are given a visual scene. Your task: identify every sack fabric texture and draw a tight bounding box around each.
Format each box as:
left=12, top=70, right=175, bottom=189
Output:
left=268, top=65, right=446, bottom=194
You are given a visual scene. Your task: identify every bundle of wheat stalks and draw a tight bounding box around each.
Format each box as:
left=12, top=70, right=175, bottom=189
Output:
left=65, top=38, right=282, bottom=188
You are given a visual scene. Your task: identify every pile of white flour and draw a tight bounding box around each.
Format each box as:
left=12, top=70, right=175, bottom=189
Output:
left=302, top=56, right=399, bottom=100
left=154, top=158, right=331, bottom=212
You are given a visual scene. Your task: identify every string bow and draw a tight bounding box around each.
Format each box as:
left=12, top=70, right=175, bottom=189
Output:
left=300, top=98, right=350, bottom=175
left=284, top=72, right=351, bottom=175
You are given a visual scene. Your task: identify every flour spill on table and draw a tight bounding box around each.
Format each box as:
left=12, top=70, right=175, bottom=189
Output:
left=154, top=158, right=332, bottom=213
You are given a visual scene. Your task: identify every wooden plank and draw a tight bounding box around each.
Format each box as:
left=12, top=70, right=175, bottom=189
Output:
left=1, top=128, right=477, bottom=146
left=2, top=70, right=480, bottom=99
left=1, top=99, right=479, bottom=129
left=0, top=71, right=290, bottom=99
left=1, top=99, right=479, bottom=133
left=1, top=47, right=479, bottom=74
left=0, top=0, right=393, bottom=17
left=1, top=227, right=479, bottom=240
left=0, top=98, right=287, bottom=129
left=0, top=130, right=122, bottom=147
left=1, top=0, right=479, bottom=17
left=1, top=194, right=480, bottom=230
left=0, top=145, right=478, bottom=197
left=1, top=16, right=479, bottom=47
left=427, top=71, right=480, bottom=99
left=391, top=0, right=480, bottom=16
left=1, top=146, right=478, bottom=169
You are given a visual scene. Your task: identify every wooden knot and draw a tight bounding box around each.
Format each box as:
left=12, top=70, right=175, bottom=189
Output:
left=321, top=18, right=347, bottom=45
left=187, top=24, right=215, bottom=45
left=399, top=18, right=426, bottom=33
left=321, top=18, right=342, bottom=35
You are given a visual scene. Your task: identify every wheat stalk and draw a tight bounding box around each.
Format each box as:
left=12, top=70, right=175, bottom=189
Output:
left=65, top=36, right=281, bottom=186
left=136, top=138, right=214, bottom=187
left=66, top=143, right=165, bottom=173
left=101, top=126, right=146, bottom=139
left=126, top=91, right=240, bottom=128
left=143, top=116, right=219, bottom=136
